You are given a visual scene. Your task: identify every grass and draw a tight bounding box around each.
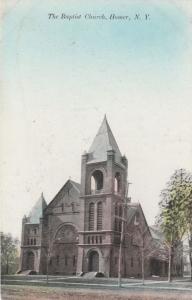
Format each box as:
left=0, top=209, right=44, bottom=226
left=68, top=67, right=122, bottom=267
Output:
left=2, top=285, right=192, bottom=300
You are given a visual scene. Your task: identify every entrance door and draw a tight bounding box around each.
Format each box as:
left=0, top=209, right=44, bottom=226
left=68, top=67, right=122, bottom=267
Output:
left=27, top=252, right=34, bottom=270
left=88, top=251, right=99, bottom=272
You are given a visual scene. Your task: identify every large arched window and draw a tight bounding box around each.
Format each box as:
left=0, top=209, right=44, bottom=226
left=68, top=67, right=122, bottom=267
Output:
left=114, top=172, right=121, bottom=194
left=97, top=202, right=103, bottom=230
left=91, top=170, right=103, bottom=193
left=89, top=203, right=95, bottom=230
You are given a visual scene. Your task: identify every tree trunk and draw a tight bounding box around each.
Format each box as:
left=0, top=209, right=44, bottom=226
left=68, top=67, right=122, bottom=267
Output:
left=6, top=257, right=9, bottom=275
left=168, top=245, right=172, bottom=282
left=189, top=236, right=192, bottom=281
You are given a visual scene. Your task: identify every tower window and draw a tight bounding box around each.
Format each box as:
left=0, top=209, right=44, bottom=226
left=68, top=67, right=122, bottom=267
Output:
left=91, top=170, right=103, bottom=193
left=89, top=203, right=95, bottom=231
left=97, top=202, right=103, bottom=230
left=56, top=255, right=59, bottom=265
left=131, top=257, right=134, bottom=267
left=34, top=238, right=36, bottom=245
left=115, top=203, right=118, bottom=216
left=31, top=238, right=33, bottom=245
left=71, top=203, right=75, bottom=212
left=114, top=172, right=121, bottom=194
left=119, top=221, right=122, bottom=232
left=73, top=256, right=76, bottom=267
left=119, top=205, right=123, bottom=217
left=115, top=219, right=118, bottom=231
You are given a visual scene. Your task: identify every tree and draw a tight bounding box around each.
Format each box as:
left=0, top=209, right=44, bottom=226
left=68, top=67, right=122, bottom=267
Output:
left=180, top=171, right=192, bottom=280
left=1, top=232, right=19, bottom=275
left=157, top=169, right=192, bottom=282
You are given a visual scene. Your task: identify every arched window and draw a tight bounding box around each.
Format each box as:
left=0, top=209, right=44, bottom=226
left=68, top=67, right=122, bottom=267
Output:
left=114, top=172, right=121, bottom=194
left=71, top=202, right=75, bottom=212
left=73, top=256, right=76, bottom=267
left=115, top=203, right=118, bottom=215
left=131, top=257, right=134, bottom=267
left=34, top=238, right=36, bottom=245
left=31, top=238, right=33, bottom=245
left=89, top=203, right=95, bottom=230
left=134, top=211, right=140, bottom=225
left=97, top=202, right=102, bottom=230
left=91, top=170, right=103, bottom=193
left=115, top=219, right=118, bottom=231
left=119, top=204, right=123, bottom=217
left=119, top=221, right=122, bottom=232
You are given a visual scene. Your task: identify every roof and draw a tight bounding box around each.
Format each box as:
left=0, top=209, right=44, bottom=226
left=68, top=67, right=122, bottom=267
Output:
left=27, top=193, right=47, bottom=224
left=70, top=180, right=81, bottom=192
left=87, top=115, right=122, bottom=164
left=126, top=204, right=138, bottom=224
left=45, top=179, right=81, bottom=211
left=150, top=225, right=165, bottom=242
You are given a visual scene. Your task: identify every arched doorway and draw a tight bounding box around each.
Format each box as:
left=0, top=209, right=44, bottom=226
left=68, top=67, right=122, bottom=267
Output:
left=88, top=250, right=99, bottom=272
left=26, top=252, right=34, bottom=270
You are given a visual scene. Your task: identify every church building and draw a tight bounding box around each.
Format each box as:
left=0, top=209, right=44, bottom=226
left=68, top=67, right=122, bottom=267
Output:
left=19, top=116, right=175, bottom=277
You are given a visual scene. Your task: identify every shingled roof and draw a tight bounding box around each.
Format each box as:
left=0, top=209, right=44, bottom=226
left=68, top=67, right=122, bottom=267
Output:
left=87, top=115, right=122, bottom=164
left=27, top=193, right=47, bottom=224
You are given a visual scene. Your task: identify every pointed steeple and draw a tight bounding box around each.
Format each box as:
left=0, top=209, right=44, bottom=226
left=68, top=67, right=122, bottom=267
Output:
left=28, top=193, right=47, bottom=224
left=88, top=115, right=122, bottom=163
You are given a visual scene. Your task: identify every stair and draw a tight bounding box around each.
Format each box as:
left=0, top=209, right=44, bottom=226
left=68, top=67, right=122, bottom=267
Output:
left=82, top=272, right=104, bottom=278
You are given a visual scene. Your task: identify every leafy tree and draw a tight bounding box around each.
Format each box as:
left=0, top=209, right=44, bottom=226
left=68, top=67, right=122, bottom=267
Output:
left=157, top=169, right=191, bottom=282
left=180, top=171, right=192, bottom=280
left=1, top=232, right=19, bottom=275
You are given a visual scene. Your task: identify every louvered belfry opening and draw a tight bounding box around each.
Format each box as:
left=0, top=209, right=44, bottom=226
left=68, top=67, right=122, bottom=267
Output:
left=89, top=203, right=95, bottom=230
left=97, top=202, right=102, bottom=230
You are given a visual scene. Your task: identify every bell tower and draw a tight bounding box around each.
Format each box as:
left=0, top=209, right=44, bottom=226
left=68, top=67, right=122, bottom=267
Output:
left=76, top=116, right=128, bottom=276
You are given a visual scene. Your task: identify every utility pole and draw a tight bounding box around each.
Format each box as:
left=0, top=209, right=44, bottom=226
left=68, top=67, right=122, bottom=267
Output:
left=118, top=181, right=132, bottom=287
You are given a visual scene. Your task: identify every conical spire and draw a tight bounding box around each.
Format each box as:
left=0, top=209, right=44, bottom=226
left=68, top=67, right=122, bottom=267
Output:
left=88, top=116, right=122, bottom=163
left=28, top=193, right=47, bottom=224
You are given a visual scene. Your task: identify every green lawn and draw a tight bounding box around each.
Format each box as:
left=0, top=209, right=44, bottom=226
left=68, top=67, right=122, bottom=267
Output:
left=2, top=284, right=192, bottom=300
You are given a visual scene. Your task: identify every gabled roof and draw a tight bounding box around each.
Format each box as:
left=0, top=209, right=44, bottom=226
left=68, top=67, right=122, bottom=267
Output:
left=87, top=115, right=122, bottom=164
left=27, top=193, right=47, bottom=224
left=45, top=179, right=80, bottom=212
left=150, top=225, right=165, bottom=242
left=126, top=204, right=138, bottom=224
left=126, top=202, right=152, bottom=236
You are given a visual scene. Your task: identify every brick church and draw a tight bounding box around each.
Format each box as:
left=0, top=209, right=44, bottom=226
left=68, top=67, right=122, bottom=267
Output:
left=19, top=116, right=180, bottom=277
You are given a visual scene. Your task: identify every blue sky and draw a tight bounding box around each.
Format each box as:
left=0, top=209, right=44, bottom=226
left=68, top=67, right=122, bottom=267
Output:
left=1, top=0, right=192, bottom=238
